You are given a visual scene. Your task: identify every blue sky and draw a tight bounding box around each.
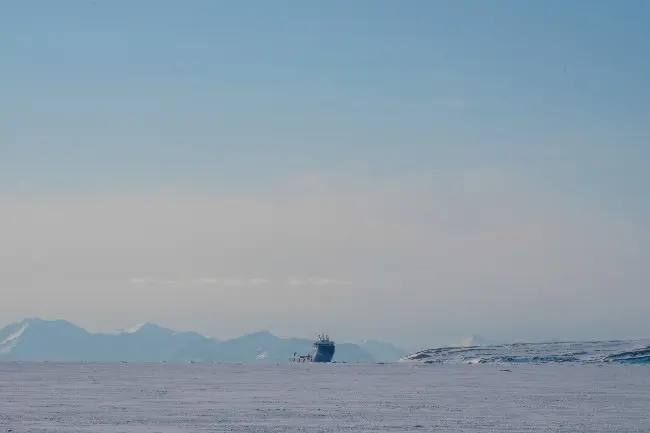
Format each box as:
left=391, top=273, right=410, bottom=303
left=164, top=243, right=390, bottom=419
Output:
left=1, top=1, right=649, bottom=349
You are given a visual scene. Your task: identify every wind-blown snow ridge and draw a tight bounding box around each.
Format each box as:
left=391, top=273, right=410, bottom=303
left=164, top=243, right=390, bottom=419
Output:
left=400, top=339, right=650, bottom=365
left=122, top=323, right=147, bottom=334
left=0, top=324, right=28, bottom=345
left=0, top=323, right=29, bottom=354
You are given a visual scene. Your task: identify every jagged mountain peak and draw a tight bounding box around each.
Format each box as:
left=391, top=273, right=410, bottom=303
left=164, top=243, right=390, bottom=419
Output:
left=20, top=317, right=76, bottom=327
left=243, top=330, right=278, bottom=339
left=118, top=322, right=173, bottom=334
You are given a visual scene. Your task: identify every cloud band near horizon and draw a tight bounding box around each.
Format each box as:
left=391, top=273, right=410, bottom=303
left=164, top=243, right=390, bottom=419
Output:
left=1, top=169, right=648, bottom=347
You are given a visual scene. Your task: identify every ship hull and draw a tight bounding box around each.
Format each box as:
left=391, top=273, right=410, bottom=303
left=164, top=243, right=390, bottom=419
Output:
left=311, top=344, right=335, bottom=363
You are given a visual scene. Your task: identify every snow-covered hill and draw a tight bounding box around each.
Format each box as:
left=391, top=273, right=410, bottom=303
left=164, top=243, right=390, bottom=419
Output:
left=399, top=339, right=650, bottom=365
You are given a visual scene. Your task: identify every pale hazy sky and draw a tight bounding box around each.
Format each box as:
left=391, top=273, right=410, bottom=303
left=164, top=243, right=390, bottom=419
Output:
left=1, top=1, right=649, bottom=352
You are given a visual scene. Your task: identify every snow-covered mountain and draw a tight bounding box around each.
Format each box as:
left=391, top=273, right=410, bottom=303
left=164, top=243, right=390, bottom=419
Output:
left=0, top=318, right=219, bottom=362
left=0, top=318, right=390, bottom=363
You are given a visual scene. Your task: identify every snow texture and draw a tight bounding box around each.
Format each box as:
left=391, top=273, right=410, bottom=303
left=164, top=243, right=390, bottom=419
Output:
left=121, top=324, right=147, bottom=334
left=401, top=338, right=650, bottom=365
left=0, top=323, right=29, bottom=354
left=0, top=362, right=648, bottom=432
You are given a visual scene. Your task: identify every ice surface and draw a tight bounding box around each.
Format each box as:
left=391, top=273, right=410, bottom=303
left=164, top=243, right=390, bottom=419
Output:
left=0, top=362, right=648, bottom=432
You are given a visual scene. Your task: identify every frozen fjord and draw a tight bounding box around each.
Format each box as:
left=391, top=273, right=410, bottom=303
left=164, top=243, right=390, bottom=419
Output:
left=0, top=362, right=648, bottom=432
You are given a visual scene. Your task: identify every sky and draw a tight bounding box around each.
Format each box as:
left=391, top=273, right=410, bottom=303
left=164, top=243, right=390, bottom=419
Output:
left=1, top=0, right=649, bottom=352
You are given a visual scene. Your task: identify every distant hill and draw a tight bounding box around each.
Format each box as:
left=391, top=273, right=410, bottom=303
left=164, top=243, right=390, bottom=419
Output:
left=0, top=318, right=393, bottom=363
left=398, top=338, right=650, bottom=365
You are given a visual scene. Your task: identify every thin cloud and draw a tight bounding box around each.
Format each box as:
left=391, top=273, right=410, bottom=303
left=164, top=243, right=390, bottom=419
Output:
left=132, top=277, right=273, bottom=287
left=289, top=278, right=352, bottom=286
left=247, top=278, right=272, bottom=286
left=131, top=278, right=180, bottom=285
left=130, top=278, right=158, bottom=284
left=132, top=277, right=350, bottom=287
left=198, top=278, right=219, bottom=284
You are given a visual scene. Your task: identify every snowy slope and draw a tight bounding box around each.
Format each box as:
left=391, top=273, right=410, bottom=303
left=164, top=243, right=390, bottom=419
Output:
left=400, top=339, right=650, bottom=365
left=0, top=322, right=29, bottom=354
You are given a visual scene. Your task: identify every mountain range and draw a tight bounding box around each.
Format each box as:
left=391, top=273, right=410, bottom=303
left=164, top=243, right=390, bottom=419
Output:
left=0, top=318, right=407, bottom=363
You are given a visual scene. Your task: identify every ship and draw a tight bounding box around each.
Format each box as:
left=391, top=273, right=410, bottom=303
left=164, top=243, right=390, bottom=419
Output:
left=290, top=333, right=336, bottom=363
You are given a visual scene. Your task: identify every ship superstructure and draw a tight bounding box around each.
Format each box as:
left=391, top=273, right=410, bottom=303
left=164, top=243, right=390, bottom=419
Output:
left=290, top=333, right=336, bottom=363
